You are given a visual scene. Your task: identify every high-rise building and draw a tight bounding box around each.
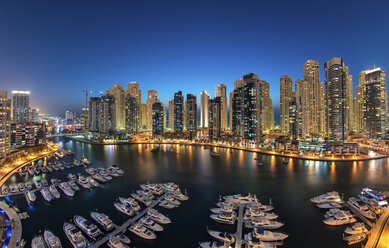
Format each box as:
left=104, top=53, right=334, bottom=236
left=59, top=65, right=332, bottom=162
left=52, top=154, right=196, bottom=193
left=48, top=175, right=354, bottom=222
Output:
left=293, top=79, right=304, bottom=139
left=152, top=102, right=164, bottom=136
left=11, top=122, right=46, bottom=149
left=186, top=94, right=197, bottom=140
left=0, top=91, right=11, bottom=158
left=100, top=94, right=116, bottom=134
left=146, top=90, right=158, bottom=129
left=31, top=108, right=39, bottom=122
left=325, top=57, right=348, bottom=141
left=215, top=84, right=227, bottom=131
left=230, top=79, right=244, bottom=132
left=173, top=91, right=184, bottom=133
left=12, top=91, right=30, bottom=123
left=354, top=72, right=366, bottom=132
left=200, top=91, right=210, bottom=128
left=140, top=104, right=147, bottom=129
left=107, top=83, right=125, bottom=130
left=168, top=100, right=174, bottom=129
left=209, top=97, right=221, bottom=141
left=242, top=73, right=262, bottom=142
left=260, top=80, right=274, bottom=131
left=280, top=75, right=293, bottom=132
left=80, top=108, right=89, bottom=132
left=230, top=87, right=243, bottom=136
left=125, top=82, right=142, bottom=126
left=65, top=110, right=76, bottom=120
left=362, top=68, right=387, bottom=139
left=345, top=66, right=353, bottom=132
left=88, top=97, right=101, bottom=132
left=125, top=95, right=139, bottom=134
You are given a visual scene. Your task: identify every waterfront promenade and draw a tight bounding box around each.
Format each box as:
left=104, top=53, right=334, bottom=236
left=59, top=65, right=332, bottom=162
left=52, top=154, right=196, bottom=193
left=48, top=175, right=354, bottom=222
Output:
left=366, top=210, right=389, bottom=248
left=0, top=201, right=23, bottom=247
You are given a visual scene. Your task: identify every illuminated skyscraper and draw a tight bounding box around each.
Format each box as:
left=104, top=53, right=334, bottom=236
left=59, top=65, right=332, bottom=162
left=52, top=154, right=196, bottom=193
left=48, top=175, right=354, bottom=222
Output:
left=0, top=90, right=11, bottom=158
left=200, top=91, right=210, bottom=128
left=12, top=91, right=30, bottom=123
left=152, top=102, right=164, bottom=136
left=186, top=94, right=197, bottom=140
left=80, top=108, right=89, bottom=132
left=100, top=94, right=116, bottom=134
left=280, top=75, right=293, bottom=132
left=354, top=71, right=366, bottom=132
left=168, top=100, right=174, bottom=129
left=146, top=90, right=158, bottom=129
left=230, top=79, right=244, bottom=132
left=88, top=97, right=101, bottom=132
left=260, top=80, right=274, bottom=132
left=208, top=97, right=221, bottom=141
left=345, top=66, right=353, bottom=133
left=125, top=82, right=142, bottom=126
left=173, top=91, right=184, bottom=133
left=107, top=83, right=125, bottom=130
left=125, top=95, right=139, bottom=134
left=215, top=84, right=227, bottom=131
left=140, top=104, right=147, bottom=129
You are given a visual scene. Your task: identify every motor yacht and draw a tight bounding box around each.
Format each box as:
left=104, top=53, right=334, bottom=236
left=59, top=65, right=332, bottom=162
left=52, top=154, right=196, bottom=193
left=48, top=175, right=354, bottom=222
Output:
left=243, top=234, right=275, bottom=248
left=345, top=222, right=368, bottom=235
left=359, top=195, right=384, bottom=215
left=27, top=190, right=36, bottom=202
left=211, top=204, right=235, bottom=214
left=131, top=192, right=152, bottom=206
left=207, top=230, right=235, bottom=243
left=324, top=208, right=343, bottom=219
left=69, top=181, right=80, bottom=191
left=147, top=209, right=171, bottom=224
left=40, top=187, right=53, bottom=202
left=18, top=183, right=26, bottom=192
left=86, top=177, right=99, bottom=187
left=63, top=222, right=88, bottom=248
left=323, top=211, right=357, bottom=225
left=77, top=175, right=91, bottom=189
left=165, top=195, right=180, bottom=206
left=140, top=183, right=164, bottom=195
left=51, top=178, right=59, bottom=187
left=1, top=186, right=9, bottom=195
left=210, top=212, right=236, bottom=225
left=41, top=167, right=48, bottom=173
left=199, top=241, right=232, bottom=248
left=99, top=170, right=112, bottom=181
left=28, top=167, right=35, bottom=176
left=9, top=184, right=18, bottom=193
left=316, top=202, right=342, bottom=209
left=59, top=182, right=75, bottom=197
left=25, top=182, right=33, bottom=190
left=136, top=189, right=154, bottom=200
left=34, top=180, right=43, bottom=190
left=171, top=190, right=189, bottom=201
left=74, top=215, right=102, bottom=241
left=107, top=236, right=129, bottom=248
left=80, top=157, right=91, bottom=165
left=161, top=182, right=180, bottom=192
left=114, top=202, right=135, bottom=216
left=49, top=185, right=61, bottom=199
left=90, top=212, right=114, bottom=231
left=251, top=228, right=288, bottom=241
left=348, top=197, right=376, bottom=219
left=159, top=200, right=176, bottom=209
left=138, top=216, right=164, bottom=232
left=115, top=233, right=131, bottom=244
left=85, top=168, right=96, bottom=175
left=361, top=188, right=387, bottom=201
left=44, top=229, right=62, bottom=248
left=343, top=233, right=367, bottom=245
left=41, top=179, right=49, bottom=187
left=107, top=168, right=120, bottom=177
left=31, top=235, right=46, bottom=248
left=118, top=197, right=141, bottom=211
left=245, top=219, right=284, bottom=229
left=93, top=174, right=107, bottom=183
left=128, top=224, right=156, bottom=240
left=73, top=159, right=81, bottom=167
left=244, top=208, right=278, bottom=220
left=223, top=193, right=259, bottom=205
left=68, top=174, right=77, bottom=181
left=310, top=191, right=341, bottom=204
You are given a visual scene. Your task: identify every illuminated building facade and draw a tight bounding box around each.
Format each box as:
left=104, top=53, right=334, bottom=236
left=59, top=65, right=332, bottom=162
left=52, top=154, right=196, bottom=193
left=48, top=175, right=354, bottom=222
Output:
left=12, top=91, right=30, bottom=123
left=152, top=101, right=164, bottom=136
left=173, top=91, right=184, bottom=133
left=0, top=91, right=11, bottom=158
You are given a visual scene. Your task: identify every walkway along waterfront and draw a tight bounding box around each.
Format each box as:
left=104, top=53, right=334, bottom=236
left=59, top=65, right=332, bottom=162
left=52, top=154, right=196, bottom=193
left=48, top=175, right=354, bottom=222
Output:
left=0, top=201, right=23, bottom=247
left=365, top=210, right=389, bottom=248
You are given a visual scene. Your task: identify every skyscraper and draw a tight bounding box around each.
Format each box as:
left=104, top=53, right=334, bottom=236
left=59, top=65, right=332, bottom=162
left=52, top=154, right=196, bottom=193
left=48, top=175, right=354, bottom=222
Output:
left=0, top=91, right=11, bottom=158
left=65, top=110, right=76, bottom=120
left=325, top=57, right=348, bottom=141
left=345, top=66, right=353, bottom=133
left=12, top=91, right=30, bottom=123
left=208, top=97, right=221, bottom=141
left=168, top=100, right=174, bottom=129
left=215, top=84, right=227, bottom=131
left=231, top=87, right=243, bottom=136
left=260, top=80, right=274, bottom=132
left=280, top=75, right=293, bottom=132
left=200, top=91, right=210, bottom=128
left=173, top=91, right=184, bottom=133
left=140, top=104, right=147, bottom=129
left=362, top=68, right=387, bottom=139
left=146, top=90, right=158, bottom=129
left=100, top=94, right=116, bottom=134
left=107, top=83, right=125, bottom=130
left=186, top=94, right=197, bottom=140
left=152, top=102, right=164, bottom=136
left=125, top=95, right=139, bottom=134
left=88, top=97, right=101, bottom=132
left=354, top=72, right=366, bottom=132
left=230, top=79, right=244, bottom=133
left=125, top=82, right=142, bottom=126
left=80, top=108, right=89, bottom=132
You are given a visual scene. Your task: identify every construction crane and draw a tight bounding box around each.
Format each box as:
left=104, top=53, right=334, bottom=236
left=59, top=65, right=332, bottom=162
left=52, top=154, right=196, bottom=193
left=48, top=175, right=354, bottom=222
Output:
left=82, top=90, right=104, bottom=109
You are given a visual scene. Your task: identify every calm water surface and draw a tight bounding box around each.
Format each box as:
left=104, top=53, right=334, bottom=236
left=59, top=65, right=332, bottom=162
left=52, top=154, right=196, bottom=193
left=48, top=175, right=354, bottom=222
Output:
left=6, top=137, right=389, bottom=248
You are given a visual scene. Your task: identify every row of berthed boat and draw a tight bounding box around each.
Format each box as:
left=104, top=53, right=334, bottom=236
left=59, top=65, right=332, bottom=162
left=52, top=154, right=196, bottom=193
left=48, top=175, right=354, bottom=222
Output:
left=311, top=188, right=388, bottom=245
left=200, top=193, right=288, bottom=248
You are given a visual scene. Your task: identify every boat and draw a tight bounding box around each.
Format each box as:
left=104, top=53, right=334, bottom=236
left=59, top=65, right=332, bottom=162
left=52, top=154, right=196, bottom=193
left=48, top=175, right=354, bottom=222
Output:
left=245, top=219, right=284, bottom=229
left=210, top=212, right=236, bottom=225
left=40, top=187, right=53, bottom=202
left=147, top=209, right=171, bottom=224
left=92, top=174, right=107, bottom=183
left=1, top=185, right=9, bottom=195
left=140, top=183, right=164, bottom=195
left=128, top=224, right=156, bottom=239
left=73, top=159, right=82, bottom=167
left=211, top=204, right=235, bottom=214
left=31, top=235, right=46, bottom=248
left=343, top=233, right=367, bottom=245
left=69, top=181, right=80, bottom=191
left=247, top=202, right=274, bottom=212
left=199, top=241, right=233, bottom=248
left=68, top=174, right=77, bottom=181
left=107, top=236, right=129, bottom=248
left=345, top=222, right=369, bottom=235
left=49, top=185, right=61, bottom=199
left=323, top=211, right=357, bottom=225
left=85, top=168, right=96, bottom=175
left=359, top=195, right=384, bottom=215
left=223, top=193, right=259, bottom=205
left=161, top=182, right=180, bottom=192
left=86, top=177, right=99, bottom=187
left=63, top=222, right=88, bottom=248
left=171, top=191, right=189, bottom=201
left=43, top=229, right=63, bottom=248
left=211, top=151, right=221, bottom=157
left=348, top=197, right=376, bottom=219
left=159, top=200, right=176, bottom=209
left=361, top=188, right=387, bottom=201
left=251, top=227, right=288, bottom=241
left=28, top=167, right=35, bottom=176
left=131, top=193, right=152, bottom=206
left=90, top=212, right=114, bottom=231
left=80, top=158, right=91, bottom=165
left=138, top=216, right=164, bottom=232
left=114, top=202, right=135, bottom=216
left=310, top=191, right=341, bottom=204
left=282, top=159, right=289, bottom=164
left=99, top=170, right=112, bottom=181
left=118, top=197, right=141, bottom=211
left=25, top=182, right=33, bottom=190
left=115, top=233, right=131, bottom=244
left=77, top=175, right=91, bottom=189
left=18, top=183, right=26, bottom=191
left=27, top=190, right=37, bottom=202
left=34, top=180, right=43, bottom=190
left=316, top=202, right=342, bottom=209
left=136, top=189, right=154, bottom=200
left=244, top=208, right=278, bottom=220
left=243, top=233, right=275, bottom=248
left=165, top=195, right=180, bottom=206
left=51, top=178, right=59, bottom=187
left=207, top=229, right=235, bottom=243
left=107, top=168, right=120, bottom=177
left=73, top=215, right=102, bottom=241
left=150, top=147, right=160, bottom=153
left=41, top=179, right=49, bottom=187
left=59, top=182, right=75, bottom=197
left=324, top=208, right=343, bottom=219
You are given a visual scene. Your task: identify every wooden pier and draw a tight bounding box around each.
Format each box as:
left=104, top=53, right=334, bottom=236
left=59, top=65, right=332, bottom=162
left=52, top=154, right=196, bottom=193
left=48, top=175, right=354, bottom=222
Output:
left=234, top=205, right=244, bottom=248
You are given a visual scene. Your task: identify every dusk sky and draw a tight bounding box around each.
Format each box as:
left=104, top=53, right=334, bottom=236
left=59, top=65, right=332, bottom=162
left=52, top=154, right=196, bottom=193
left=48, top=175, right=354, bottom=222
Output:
left=1, top=0, right=388, bottom=124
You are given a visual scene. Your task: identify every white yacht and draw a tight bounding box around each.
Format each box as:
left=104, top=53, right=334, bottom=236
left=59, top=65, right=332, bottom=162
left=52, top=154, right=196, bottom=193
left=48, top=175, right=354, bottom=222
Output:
left=348, top=197, right=376, bottom=219
left=324, top=208, right=343, bottom=219
left=244, top=208, right=278, bottom=220
left=31, top=235, right=46, bottom=248
left=73, top=159, right=82, bottom=167
left=171, top=191, right=189, bottom=201
left=40, top=187, right=53, bottom=202
left=316, top=202, right=342, bottom=209
left=85, top=168, right=96, bottom=175
left=86, top=177, right=99, bottom=187
left=147, top=209, right=171, bottom=224
left=210, top=212, right=236, bottom=225
left=107, top=168, right=120, bottom=177
left=345, top=222, right=369, bottom=235
left=27, top=190, right=36, bottom=202
left=77, top=175, right=91, bottom=189
left=107, top=236, right=129, bottom=248
left=323, top=211, right=357, bottom=225
left=49, top=185, right=61, bottom=199
left=343, top=233, right=367, bottom=245
left=68, top=174, right=77, bottom=181
left=224, top=193, right=259, bottom=205
left=99, top=170, right=112, bottom=181
left=140, top=183, right=164, bottom=195
left=51, top=178, right=59, bottom=187
left=250, top=228, right=288, bottom=241
left=138, top=216, right=164, bottom=232
left=74, top=215, right=102, bottom=241
left=34, top=180, right=43, bottom=190
left=93, top=174, right=107, bottom=183
left=161, top=182, right=180, bottom=192
left=207, top=230, right=235, bottom=243
left=243, top=234, right=275, bottom=248
left=131, top=192, right=152, bottom=206
left=310, top=191, right=341, bottom=204
left=25, top=182, right=33, bottom=190
left=1, top=185, right=9, bottom=195
left=136, top=189, right=154, bottom=200
left=359, top=195, right=384, bottom=215
left=159, top=200, right=176, bottom=209
left=44, top=229, right=63, bottom=248
left=63, top=222, right=88, bottom=248
left=211, top=204, right=235, bottom=214
left=115, top=233, right=131, bottom=244
left=69, top=181, right=80, bottom=191
left=245, top=219, right=284, bottom=229
left=41, top=179, right=49, bottom=187
left=118, top=197, right=141, bottom=211
left=80, top=157, right=91, bottom=165
left=90, top=212, right=114, bottom=231
left=59, top=182, right=75, bottom=197
left=128, top=224, right=156, bottom=240
left=18, top=183, right=26, bottom=192
left=165, top=195, right=180, bottom=206
left=114, top=202, right=135, bottom=216
left=199, top=241, right=232, bottom=248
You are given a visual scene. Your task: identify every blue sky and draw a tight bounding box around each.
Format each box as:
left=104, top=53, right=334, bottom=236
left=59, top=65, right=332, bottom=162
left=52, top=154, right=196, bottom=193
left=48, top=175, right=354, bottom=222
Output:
left=1, top=0, right=388, bottom=124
